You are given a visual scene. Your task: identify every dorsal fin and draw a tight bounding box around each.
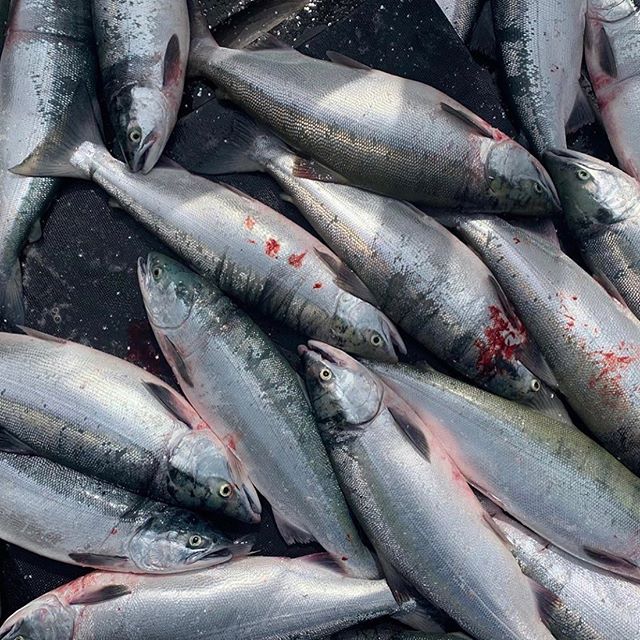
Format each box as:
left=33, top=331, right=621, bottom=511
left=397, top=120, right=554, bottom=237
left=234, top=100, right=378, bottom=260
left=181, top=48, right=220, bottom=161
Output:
left=68, top=584, right=131, bottom=606
left=143, top=381, right=203, bottom=429
left=326, top=51, right=372, bottom=70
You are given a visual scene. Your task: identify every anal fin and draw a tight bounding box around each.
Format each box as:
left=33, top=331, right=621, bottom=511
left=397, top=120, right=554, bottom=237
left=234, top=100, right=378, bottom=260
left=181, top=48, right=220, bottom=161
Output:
left=272, top=507, right=315, bottom=545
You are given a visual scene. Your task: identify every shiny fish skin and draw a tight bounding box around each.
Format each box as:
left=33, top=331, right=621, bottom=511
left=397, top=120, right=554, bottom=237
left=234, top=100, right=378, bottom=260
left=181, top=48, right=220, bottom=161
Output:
left=492, top=0, right=587, bottom=156
left=369, top=360, right=640, bottom=582
left=0, top=451, right=245, bottom=573
left=545, top=148, right=640, bottom=320
left=330, top=629, right=468, bottom=640
left=585, top=0, right=640, bottom=178
left=239, top=129, right=551, bottom=403
left=484, top=501, right=640, bottom=640
left=456, top=216, right=640, bottom=479
left=186, top=2, right=559, bottom=215
left=301, top=342, right=554, bottom=640
left=0, top=331, right=260, bottom=522
left=436, top=0, right=482, bottom=41
left=0, top=0, right=95, bottom=325
left=138, top=253, right=378, bottom=579
left=0, top=556, right=406, bottom=640
left=92, top=0, right=189, bottom=173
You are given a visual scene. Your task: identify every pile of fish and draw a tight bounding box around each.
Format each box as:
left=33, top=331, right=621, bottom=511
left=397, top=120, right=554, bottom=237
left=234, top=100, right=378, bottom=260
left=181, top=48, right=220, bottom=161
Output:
left=1, top=0, right=640, bottom=638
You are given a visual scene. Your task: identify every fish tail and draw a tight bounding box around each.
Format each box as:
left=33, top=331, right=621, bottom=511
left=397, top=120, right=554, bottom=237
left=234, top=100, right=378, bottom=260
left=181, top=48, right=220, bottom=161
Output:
left=0, top=260, right=25, bottom=327
left=9, top=83, right=103, bottom=180
left=187, top=0, right=219, bottom=73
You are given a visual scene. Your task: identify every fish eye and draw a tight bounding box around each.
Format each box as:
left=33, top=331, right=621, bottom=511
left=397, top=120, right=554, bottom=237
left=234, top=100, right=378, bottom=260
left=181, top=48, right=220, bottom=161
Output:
left=530, top=379, right=541, bottom=392
left=319, top=368, right=333, bottom=381
left=129, top=127, right=142, bottom=143
left=533, top=182, right=543, bottom=194
left=218, top=483, right=232, bottom=498
left=188, top=534, right=204, bottom=548
left=577, top=169, right=590, bottom=181
left=370, top=333, right=383, bottom=347
left=152, top=266, right=163, bottom=280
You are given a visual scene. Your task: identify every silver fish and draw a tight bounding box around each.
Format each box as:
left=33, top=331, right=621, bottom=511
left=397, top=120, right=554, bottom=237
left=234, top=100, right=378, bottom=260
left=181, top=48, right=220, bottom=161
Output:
left=0, top=450, right=248, bottom=573
left=10, top=94, right=403, bottom=363
left=0, top=0, right=95, bottom=325
left=0, top=555, right=409, bottom=640
left=369, top=359, right=640, bottom=583
left=436, top=0, right=482, bottom=41
left=453, top=216, right=640, bottom=477
left=492, top=0, right=588, bottom=156
left=92, top=0, right=189, bottom=173
left=330, top=628, right=468, bottom=640
left=482, top=498, right=640, bottom=640
left=585, top=0, right=640, bottom=179
left=137, top=253, right=379, bottom=579
left=545, top=148, right=640, bottom=320
left=301, top=341, right=554, bottom=640
left=201, top=121, right=561, bottom=407
left=0, top=329, right=260, bottom=522
left=185, top=0, right=559, bottom=214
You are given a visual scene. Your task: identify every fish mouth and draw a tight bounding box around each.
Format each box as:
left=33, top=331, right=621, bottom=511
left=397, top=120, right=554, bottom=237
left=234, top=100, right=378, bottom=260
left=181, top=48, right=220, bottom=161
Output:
left=189, top=548, right=233, bottom=565
left=535, top=162, right=562, bottom=211
left=299, top=340, right=349, bottom=366
left=382, top=316, right=406, bottom=361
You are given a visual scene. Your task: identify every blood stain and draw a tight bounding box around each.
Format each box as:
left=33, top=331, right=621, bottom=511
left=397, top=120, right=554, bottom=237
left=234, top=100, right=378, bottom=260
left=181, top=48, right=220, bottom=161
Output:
left=513, top=237, right=521, bottom=244
left=244, top=216, right=256, bottom=230
left=265, top=238, right=280, bottom=258
left=475, top=305, right=527, bottom=374
left=313, top=282, right=323, bottom=289
left=288, top=251, right=307, bottom=268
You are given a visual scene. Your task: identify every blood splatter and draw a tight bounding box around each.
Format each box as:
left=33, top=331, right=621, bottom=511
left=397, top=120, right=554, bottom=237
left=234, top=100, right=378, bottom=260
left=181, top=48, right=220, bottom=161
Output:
left=313, top=282, right=323, bottom=289
left=265, top=238, right=280, bottom=258
left=288, top=251, right=307, bottom=268
left=513, top=237, right=521, bottom=244
left=247, top=239, right=256, bottom=245
left=111, top=527, right=118, bottom=535
left=587, top=347, right=640, bottom=399
left=475, top=305, right=527, bottom=374
left=244, top=216, right=256, bottom=230
left=225, top=435, right=236, bottom=452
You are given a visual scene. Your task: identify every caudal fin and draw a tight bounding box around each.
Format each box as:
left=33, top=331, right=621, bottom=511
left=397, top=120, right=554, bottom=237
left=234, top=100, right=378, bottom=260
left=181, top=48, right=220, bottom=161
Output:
left=10, top=84, right=104, bottom=180
left=187, top=0, right=219, bottom=74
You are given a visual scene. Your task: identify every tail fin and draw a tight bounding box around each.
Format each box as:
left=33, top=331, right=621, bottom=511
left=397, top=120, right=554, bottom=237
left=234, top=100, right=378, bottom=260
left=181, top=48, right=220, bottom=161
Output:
left=10, top=84, right=103, bottom=180
left=187, top=0, right=219, bottom=73
left=0, top=260, right=25, bottom=327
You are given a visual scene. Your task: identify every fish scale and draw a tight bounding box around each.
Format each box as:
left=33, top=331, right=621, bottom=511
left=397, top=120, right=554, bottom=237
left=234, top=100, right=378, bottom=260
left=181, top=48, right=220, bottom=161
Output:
left=457, top=215, right=640, bottom=479
left=436, top=0, right=482, bottom=41
left=0, top=0, right=96, bottom=325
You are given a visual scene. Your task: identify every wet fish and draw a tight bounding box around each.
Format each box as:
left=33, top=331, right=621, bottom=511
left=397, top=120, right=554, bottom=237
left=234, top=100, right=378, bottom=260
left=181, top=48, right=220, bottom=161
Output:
left=0, top=555, right=409, bottom=640
left=184, top=0, right=559, bottom=215
left=492, top=0, right=588, bottom=156
left=92, top=0, right=189, bottom=173
left=545, top=148, right=640, bottom=320
left=330, top=628, right=468, bottom=640
left=0, top=0, right=96, bottom=325
left=482, top=498, right=640, bottom=640
left=585, top=0, right=640, bottom=178
left=369, top=359, right=640, bottom=582
left=10, top=93, right=402, bottom=363
left=452, top=215, right=640, bottom=478
left=301, top=341, right=554, bottom=640
left=0, top=329, right=260, bottom=522
left=0, top=450, right=248, bottom=573
left=200, top=120, right=561, bottom=407
left=436, top=0, right=483, bottom=41
left=137, top=253, right=379, bottom=579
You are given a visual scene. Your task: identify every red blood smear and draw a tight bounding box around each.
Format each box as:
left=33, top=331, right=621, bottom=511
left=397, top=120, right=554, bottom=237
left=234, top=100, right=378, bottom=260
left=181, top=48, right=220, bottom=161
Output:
left=111, top=528, right=118, bottom=535
left=313, top=282, right=323, bottom=289
left=475, top=305, right=526, bottom=373
left=288, top=251, right=307, bottom=268
left=244, top=216, right=256, bottom=230
left=225, top=435, right=236, bottom=452
left=265, top=238, right=280, bottom=258
left=491, top=128, right=510, bottom=142
left=588, top=348, right=638, bottom=398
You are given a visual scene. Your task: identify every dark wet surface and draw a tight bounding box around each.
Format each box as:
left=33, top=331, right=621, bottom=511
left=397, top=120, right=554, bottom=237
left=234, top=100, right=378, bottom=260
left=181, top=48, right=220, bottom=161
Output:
left=0, top=0, right=609, bottom=625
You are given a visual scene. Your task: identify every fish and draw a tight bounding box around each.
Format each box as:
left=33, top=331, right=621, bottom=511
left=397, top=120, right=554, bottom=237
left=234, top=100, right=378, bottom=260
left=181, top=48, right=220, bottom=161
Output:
left=301, top=341, right=555, bottom=640
left=368, top=359, right=640, bottom=583
left=0, top=329, right=260, bottom=522
left=491, top=0, right=588, bottom=156
left=450, top=215, right=640, bottom=478
left=91, top=0, right=189, bottom=173
left=330, top=628, right=469, bottom=640
left=137, top=252, right=379, bottom=579
left=436, top=0, right=482, bottom=42
left=585, top=0, right=640, bottom=179
left=0, top=555, right=410, bottom=640
left=481, top=498, right=640, bottom=640
left=198, top=119, right=562, bottom=409
left=10, top=90, right=403, bottom=363
left=184, top=0, right=560, bottom=215
left=545, top=148, right=640, bottom=320
left=0, top=0, right=96, bottom=325
left=0, top=450, right=249, bottom=573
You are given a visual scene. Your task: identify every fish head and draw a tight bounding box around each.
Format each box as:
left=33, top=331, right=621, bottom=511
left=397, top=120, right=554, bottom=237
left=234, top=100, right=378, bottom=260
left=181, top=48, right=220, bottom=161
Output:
left=299, top=340, right=384, bottom=433
left=167, top=430, right=262, bottom=523
left=331, top=293, right=405, bottom=362
left=486, top=140, right=561, bottom=214
left=544, top=148, right=639, bottom=228
left=0, top=595, right=75, bottom=640
left=128, top=507, right=253, bottom=572
left=138, top=252, right=200, bottom=329
left=112, top=85, right=171, bottom=173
